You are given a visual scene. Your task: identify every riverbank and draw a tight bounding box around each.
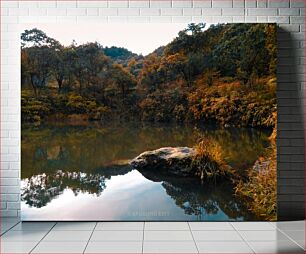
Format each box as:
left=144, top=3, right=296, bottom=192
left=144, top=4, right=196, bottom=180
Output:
left=234, top=128, right=277, bottom=220
left=22, top=76, right=276, bottom=129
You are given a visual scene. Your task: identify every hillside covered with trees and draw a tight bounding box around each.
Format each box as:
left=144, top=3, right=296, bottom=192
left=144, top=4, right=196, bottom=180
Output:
left=21, top=23, right=276, bottom=128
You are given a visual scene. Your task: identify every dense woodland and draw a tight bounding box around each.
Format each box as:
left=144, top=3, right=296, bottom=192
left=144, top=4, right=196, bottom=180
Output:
left=21, top=23, right=277, bottom=128
left=21, top=23, right=277, bottom=220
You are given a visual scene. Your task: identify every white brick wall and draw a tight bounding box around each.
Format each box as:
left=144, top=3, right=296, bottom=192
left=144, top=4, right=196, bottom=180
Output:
left=0, top=0, right=305, bottom=219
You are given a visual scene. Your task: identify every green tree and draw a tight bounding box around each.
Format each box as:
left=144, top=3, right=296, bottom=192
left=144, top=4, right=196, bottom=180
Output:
left=21, top=28, right=61, bottom=49
left=111, top=64, right=137, bottom=99
left=21, top=29, right=62, bottom=95
left=72, top=43, right=109, bottom=93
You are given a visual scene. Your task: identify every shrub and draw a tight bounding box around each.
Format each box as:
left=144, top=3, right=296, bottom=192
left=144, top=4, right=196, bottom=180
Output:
left=173, top=104, right=187, bottom=122
left=235, top=133, right=277, bottom=221
left=21, top=91, right=51, bottom=122
left=66, top=94, right=97, bottom=114
left=192, top=137, right=234, bottom=182
left=188, top=78, right=276, bottom=128
left=139, top=89, right=187, bottom=122
left=89, top=106, right=110, bottom=121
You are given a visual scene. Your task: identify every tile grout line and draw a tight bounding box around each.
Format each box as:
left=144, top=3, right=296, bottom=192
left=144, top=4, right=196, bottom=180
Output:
left=187, top=222, right=200, bottom=254
left=276, top=227, right=306, bottom=251
left=229, top=222, right=256, bottom=254
left=0, top=220, right=20, bottom=236
left=142, top=221, right=145, bottom=254
left=83, top=222, right=97, bottom=254
left=268, top=221, right=277, bottom=229
left=29, top=222, right=57, bottom=254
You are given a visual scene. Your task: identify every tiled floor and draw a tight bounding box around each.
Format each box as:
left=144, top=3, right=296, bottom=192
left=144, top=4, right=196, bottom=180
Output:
left=0, top=219, right=304, bottom=253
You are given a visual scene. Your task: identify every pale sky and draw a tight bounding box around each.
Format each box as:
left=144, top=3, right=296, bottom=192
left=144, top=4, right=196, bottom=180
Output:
left=20, top=23, right=199, bottom=55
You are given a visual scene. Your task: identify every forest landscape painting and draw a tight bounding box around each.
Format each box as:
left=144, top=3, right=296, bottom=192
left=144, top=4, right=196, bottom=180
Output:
left=21, top=23, right=277, bottom=221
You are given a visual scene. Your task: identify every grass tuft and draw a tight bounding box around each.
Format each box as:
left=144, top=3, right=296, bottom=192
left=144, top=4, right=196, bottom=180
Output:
left=235, top=129, right=277, bottom=221
left=192, top=137, right=234, bottom=182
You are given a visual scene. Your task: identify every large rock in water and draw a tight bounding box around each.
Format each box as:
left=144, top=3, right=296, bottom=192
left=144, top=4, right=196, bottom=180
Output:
left=130, top=147, right=196, bottom=176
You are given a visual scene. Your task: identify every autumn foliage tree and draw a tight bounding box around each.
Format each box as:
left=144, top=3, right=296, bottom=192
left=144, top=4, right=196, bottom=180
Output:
left=21, top=23, right=276, bottom=127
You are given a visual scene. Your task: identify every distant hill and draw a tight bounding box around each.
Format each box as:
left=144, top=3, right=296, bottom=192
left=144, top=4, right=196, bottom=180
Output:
left=103, top=46, right=138, bottom=65
left=103, top=46, right=145, bottom=77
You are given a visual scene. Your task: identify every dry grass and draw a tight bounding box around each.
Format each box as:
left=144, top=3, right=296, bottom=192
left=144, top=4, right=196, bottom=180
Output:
left=192, top=137, right=234, bottom=182
left=235, top=129, right=277, bottom=221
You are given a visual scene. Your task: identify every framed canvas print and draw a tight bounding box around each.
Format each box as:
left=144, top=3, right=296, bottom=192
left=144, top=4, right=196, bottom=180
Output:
left=21, top=23, right=277, bottom=221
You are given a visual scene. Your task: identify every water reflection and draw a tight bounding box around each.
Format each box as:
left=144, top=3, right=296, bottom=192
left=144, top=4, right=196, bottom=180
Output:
left=21, top=171, right=107, bottom=208
left=21, top=123, right=271, bottom=220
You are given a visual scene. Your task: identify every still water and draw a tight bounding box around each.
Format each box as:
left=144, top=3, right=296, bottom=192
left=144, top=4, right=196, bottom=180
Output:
left=21, top=122, right=271, bottom=221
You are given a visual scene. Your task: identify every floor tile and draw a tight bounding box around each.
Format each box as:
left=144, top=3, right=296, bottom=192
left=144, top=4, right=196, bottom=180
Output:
left=295, top=240, right=305, bottom=250
left=32, top=241, right=87, bottom=253
left=143, top=241, right=198, bottom=253
left=282, top=230, right=305, bottom=249
left=90, top=230, right=143, bottom=241
left=1, top=218, right=21, bottom=224
left=196, top=241, right=253, bottom=253
left=1, top=220, right=304, bottom=254
left=85, top=241, right=142, bottom=253
left=248, top=240, right=305, bottom=253
left=0, top=230, right=47, bottom=242
left=0, top=241, right=37, bottom=253
left=145, top=222, right=189, bottom=231
left=231, top=222, right=275, bottom=231
left=1, top=221, right=21, bottom=229
left=189, top=222, right=234, bottom=231
left=11, top=222, right=55, bottom=231
left=42, top=230, right=92, bottom=242
left=1, top=221, right=21, bottom=234
left=274, top=221, right=305, bottom=231
left=52, top=222, right=96, bottom=231
left=144, top=230, right=193, bottom=241
left=1, top=229, right=8, bottom=235
left=95, top=222, right=143, bottom=231
left=239, top=230, right=291, bottom=241
left=1, top=225, right=16, bottom=235
left=282, top=230, right=305, bottom=241
left=192, top=230, right=243, bottom=241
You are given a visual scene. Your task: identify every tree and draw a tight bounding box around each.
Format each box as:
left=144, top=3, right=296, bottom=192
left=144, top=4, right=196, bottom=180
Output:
left=51, top=49, right=66, bottom=92
left=72, top=43, right=106, bottom=93
left=239, top=24, right=269, bottom=86
left=138, top=53, right=161, bottom=91
left=61, top=45, right=78, bottom=90
left=111, top=64, right=136, bottom=99
left=264, top=24, right=277, bottom=75
left=21, top=28, right=61, bottom=49
left=21, top=29, right=62, bottom=95
left=160, top=52, right=207, bottom=88
left=212, top=24, right=248, bottom=77
left=212, top=24, right=272, bottom=85
left=21, top=47, right=54, bottom=95
left=186, top=22, right=206, bottom=35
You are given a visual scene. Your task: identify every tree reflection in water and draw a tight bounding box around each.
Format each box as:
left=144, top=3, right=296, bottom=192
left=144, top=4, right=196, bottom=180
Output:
left=22, top=167, right=257, bottom=220
left=21, top=123, right=268, bottom=220
left=21, top=164, right=133, bottom=208
left=21, top=171, right=106, bottom=208
left=140, top=170, right=256, bottom=220
left=161, top=180, right=253, bottom=220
